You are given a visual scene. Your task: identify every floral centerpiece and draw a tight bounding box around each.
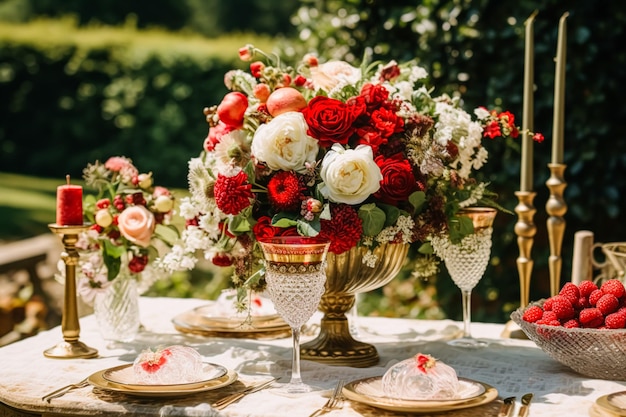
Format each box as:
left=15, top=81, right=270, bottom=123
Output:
left=77, top=156, right=178, bottom=303
left=159, top=45, right=542, bottom=302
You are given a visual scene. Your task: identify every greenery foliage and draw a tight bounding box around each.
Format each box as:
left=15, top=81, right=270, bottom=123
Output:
left=0, top=19, right=277, bottom=187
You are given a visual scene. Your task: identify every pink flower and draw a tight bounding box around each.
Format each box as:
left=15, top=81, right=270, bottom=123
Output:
left=104, top=156, right=134, bottom=172
left=117, top=205, right=155, bottom=248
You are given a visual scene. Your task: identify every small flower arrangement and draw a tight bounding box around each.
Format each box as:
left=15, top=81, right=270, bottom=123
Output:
left=76, top=156, right=178, bottom=303
left=159, top=45, right=542, bottom=292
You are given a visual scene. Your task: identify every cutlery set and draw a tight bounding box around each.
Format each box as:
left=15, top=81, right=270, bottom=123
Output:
left=499, top=393, right=534, bottom=417
left=210, top=377, right=277, bottom=410
left=43, top=375, right=527, bottom=416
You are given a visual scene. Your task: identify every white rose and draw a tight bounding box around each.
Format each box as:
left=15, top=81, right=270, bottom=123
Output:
left=310, top=61, right=362, bottom=93
left=320, top=144, right=382, bottom=205
left=251, top=112, right=319, bottom=173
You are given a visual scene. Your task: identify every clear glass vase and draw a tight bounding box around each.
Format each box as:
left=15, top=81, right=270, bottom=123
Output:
left=93, top=273, right=141, bottom=343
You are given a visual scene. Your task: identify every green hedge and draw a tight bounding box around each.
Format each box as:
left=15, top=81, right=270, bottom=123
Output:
left=0, top=18, right=277, bottom=188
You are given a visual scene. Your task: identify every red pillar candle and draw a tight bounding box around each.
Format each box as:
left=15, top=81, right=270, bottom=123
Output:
left=56, top=175, right=83, bottom=225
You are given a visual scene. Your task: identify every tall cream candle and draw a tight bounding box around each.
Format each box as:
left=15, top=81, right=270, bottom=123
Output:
left=552, top=12, right=569, bottom=164
left=521, top=10, right=538, bottom=192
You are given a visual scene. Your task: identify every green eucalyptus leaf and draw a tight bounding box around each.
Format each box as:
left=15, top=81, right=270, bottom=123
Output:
left=448, top=216, right=474, bottom=244
left=358, top=203, right=385, bottom=236
left=296, top=219, right=320, bottom=236
left=409, top=191, right=426, bottom=214
left=154, top=223, right=180, bottom=246
left=418, top=242, right=433, bottom=255
left=319, top=203, right=331, bottom=220
left=272, top=212, right=299, bottom=228
left=229, top=214, right=251, bottom=233
left=378, top=203, right=400, bottom=227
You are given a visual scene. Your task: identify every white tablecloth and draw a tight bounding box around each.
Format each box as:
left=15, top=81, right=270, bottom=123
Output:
left=0, top=297, right=624, bottom=416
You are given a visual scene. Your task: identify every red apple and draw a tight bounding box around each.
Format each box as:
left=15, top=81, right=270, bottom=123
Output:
left=266, top=87, right=307, bottom=117
left=217, top=92, right=248, bottom=127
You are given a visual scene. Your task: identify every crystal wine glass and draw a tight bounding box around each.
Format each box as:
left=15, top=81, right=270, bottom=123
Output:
left=431, top=207, right=497, bottom=348
left=258, top=236, right=330, bottom=394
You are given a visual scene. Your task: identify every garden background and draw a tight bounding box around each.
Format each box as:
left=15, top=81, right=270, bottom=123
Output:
left=1, top=0, right=625, bottom=325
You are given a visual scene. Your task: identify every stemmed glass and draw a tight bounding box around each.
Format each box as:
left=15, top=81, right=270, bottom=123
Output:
left=431, top=207, right=497, bottom=348
left=258, top=236, right=330, bottom=394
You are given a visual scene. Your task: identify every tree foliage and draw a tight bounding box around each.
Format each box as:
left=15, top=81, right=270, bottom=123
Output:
left=289, top=0, right=626, bottom=322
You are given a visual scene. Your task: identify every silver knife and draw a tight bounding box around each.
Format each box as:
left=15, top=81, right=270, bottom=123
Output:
left=518, top=393, right=533, bottom=417
left=211, top=377, right=277, bottom=410
left=498, top=396, right=516, bottom=417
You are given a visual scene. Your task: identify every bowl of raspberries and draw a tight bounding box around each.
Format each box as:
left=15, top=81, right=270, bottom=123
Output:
left=511, top=279, right=626, bottom=380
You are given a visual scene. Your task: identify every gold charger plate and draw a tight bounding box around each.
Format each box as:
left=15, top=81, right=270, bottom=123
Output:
left=597, top=391, right=626, bottom=416
left=193, top=304, right=282, bottom=328
left=102, top=362, right=228, bottom=391
left=342, top=376, right=498, bottom=413
left=172, top=307, right=291, bottom=339
left=88, top=367, right=237, bottom=397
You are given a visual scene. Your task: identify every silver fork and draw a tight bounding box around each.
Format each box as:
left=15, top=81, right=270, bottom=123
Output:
left=41, top=378, right=90, bottom=403
left=211, top=377, right=277, bottom=410
left=308, top=380, right=345, bottom=417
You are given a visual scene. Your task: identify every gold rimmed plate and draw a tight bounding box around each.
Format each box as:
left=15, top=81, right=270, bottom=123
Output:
left=342, top=376, right=497, bottom=413
left=193, top=304, right=283, bottom=329
left=597, top=391, right=626, bottom=416
left=172, top=307, right=291, bottom=340
left=88, top=367, right=237, bottom=397
left=101, top=362, right=227, bottom=391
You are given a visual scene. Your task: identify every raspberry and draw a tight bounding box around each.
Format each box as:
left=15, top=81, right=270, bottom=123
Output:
left=596, top=293, right=620, bottom=315
left=602, top=279, right=626, bottom=299
left=541, top=310, right=558, bottom=322
left=605, top=312, right=626, bottom=329
left=559, top=282, right=580, bottom=305
left=578, top=280, right=598, bottom=298
left=579, top=308, right=604, bottom=328
left=577, top=296, right=589, bottom=310
left=536, top=319, right=561, bottom=327
left=562, top=319, right=580, bottom=328
left=551, top=295, right=575, bottom=320
left=522, top=305, right=544, bottom=323
left=589, top=289, right=604, bottom=306
left=542, top=297, right=554, bottom=311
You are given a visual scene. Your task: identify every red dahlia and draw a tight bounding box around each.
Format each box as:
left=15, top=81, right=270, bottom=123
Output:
left=214, top=171, right=253, bottom=215
left=319, top=204, right=362, bottom=254
left=267, top=171, right=305, bottom=211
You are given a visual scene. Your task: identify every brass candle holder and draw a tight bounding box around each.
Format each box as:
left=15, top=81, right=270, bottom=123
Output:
left=502, top=191, right=537, bottom=339
left=44, top=224, right=98, bottom=359
left=545, top=163, right=568, bottom=296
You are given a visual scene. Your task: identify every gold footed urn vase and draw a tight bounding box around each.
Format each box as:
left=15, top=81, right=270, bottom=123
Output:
left=301, top=243, right=409, bottom=367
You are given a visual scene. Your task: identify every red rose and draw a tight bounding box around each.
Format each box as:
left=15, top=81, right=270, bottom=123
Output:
left=369, top=107, right=404, bottom=138
left=354, top=125, right=387, bottom=154
left=483, top=120, right=501, bottom=139
left=302, top=96, right=366, bottom=147
left=374, top=153, right=420, bottom=205
left=360, top=83, right=389, bottom=110
left=252, top=216, right=281, bottom=240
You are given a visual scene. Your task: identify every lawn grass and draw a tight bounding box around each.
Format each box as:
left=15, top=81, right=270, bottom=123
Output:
left=0, top=173, right=60, bottom=241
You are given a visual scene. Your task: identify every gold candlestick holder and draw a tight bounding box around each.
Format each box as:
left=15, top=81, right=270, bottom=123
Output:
left=502, top=191, right=537, bottom=339
left=44, top=224, right=98, bottom=359
left=546, top=163, right=568, bottom=296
